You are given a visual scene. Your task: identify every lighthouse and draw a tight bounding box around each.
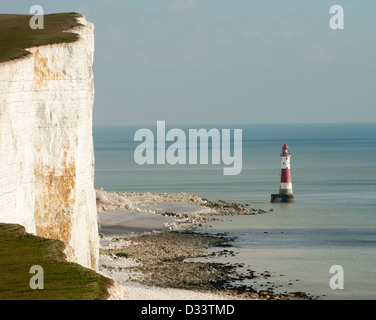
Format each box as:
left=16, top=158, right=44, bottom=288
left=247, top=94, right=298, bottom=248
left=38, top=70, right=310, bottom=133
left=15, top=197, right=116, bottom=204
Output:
left=271, top=143, right=294, bottom=203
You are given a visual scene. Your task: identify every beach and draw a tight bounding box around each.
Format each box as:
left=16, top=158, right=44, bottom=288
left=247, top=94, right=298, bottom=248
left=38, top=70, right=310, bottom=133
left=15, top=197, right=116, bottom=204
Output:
left=96, top=188, right=311, bottom=300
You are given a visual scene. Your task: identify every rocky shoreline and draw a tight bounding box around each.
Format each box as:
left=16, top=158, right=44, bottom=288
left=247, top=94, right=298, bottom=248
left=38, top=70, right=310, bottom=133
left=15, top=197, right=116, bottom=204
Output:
left=96, top=187, right=271, bottom=224
left=97, top=188, right=313, bottom=300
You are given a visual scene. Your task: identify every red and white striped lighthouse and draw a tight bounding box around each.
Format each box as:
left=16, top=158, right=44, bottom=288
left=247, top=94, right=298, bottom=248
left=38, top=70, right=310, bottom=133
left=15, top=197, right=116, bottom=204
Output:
left=279, top=143, right=293, bottom=195
left=271, top=143, right=294, bottom=203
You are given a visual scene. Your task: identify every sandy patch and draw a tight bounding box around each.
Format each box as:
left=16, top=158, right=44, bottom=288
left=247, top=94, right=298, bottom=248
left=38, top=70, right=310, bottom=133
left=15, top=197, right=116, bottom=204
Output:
left=98, top=210, right=185, bottom=236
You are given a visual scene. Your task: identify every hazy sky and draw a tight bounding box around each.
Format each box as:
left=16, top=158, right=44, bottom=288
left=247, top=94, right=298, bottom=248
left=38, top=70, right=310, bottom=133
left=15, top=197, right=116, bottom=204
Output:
left=3, top=1, right=376, bottom=126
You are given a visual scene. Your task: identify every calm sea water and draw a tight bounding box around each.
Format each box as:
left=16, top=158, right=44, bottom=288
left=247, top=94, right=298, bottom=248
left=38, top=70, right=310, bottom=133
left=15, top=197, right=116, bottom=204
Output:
left=93, top=123, right=376, bottom=299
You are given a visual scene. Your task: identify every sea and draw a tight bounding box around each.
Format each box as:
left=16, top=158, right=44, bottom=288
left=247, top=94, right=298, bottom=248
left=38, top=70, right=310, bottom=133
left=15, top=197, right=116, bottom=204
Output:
left=93, top=122, right=376, bottom=300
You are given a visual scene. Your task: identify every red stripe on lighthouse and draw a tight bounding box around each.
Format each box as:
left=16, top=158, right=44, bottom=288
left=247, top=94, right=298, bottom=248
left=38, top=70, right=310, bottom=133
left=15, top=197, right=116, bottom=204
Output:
left=280, top=168, right=291, bottom=183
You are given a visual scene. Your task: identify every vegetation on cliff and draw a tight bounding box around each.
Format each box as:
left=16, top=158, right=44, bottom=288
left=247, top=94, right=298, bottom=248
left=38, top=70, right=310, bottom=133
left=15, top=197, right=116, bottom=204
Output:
left=0, top=223, right=112, bottom=300
left=0, top=12, right=81, bottom=63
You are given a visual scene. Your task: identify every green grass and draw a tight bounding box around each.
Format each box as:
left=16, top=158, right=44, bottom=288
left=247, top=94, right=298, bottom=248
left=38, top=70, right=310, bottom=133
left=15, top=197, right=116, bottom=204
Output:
left=0, top=12, right=81, bottom=63
left=0, top=223, right=113, bottom=300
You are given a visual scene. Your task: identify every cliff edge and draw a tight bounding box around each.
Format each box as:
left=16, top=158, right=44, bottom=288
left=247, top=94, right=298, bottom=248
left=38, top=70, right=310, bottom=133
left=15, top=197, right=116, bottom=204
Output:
left=0, top=13, right=98, bottom=270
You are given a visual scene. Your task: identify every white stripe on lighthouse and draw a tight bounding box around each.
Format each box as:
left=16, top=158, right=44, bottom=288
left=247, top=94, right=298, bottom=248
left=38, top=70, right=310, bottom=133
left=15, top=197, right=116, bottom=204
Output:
left=281, top=157, right=290, bottom=169
left=280, top=182, right=293, bottom=190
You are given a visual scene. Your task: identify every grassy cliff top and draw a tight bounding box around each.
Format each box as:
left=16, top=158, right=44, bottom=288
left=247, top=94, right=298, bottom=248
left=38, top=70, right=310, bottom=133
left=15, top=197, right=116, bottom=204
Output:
left=0, top=12, right=82, bottom=63
left=0, top=223, right=112, bottom=300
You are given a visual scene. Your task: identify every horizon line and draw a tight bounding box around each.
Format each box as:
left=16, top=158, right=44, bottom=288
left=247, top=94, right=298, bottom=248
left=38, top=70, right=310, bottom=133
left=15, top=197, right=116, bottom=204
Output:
left=93, top=121, right=376, bottom=128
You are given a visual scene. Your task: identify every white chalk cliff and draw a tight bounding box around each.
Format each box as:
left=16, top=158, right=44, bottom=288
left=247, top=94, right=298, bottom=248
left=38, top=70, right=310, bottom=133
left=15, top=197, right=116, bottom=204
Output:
left=0, top=16, right=98, bottom=270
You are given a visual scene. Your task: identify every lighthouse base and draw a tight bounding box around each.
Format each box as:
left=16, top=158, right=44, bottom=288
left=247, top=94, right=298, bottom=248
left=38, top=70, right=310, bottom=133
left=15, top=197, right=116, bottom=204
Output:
left=271, top=194, right=294, bottom=203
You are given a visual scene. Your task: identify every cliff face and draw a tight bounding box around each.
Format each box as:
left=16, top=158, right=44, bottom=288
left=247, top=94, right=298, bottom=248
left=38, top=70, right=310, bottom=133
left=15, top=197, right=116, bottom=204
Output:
left=0, top=16, right=98, bottom=270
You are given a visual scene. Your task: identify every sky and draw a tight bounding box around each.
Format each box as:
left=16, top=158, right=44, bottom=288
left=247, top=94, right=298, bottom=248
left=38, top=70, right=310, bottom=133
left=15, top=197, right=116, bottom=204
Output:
left=2, top=0, right=376, bottom=126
